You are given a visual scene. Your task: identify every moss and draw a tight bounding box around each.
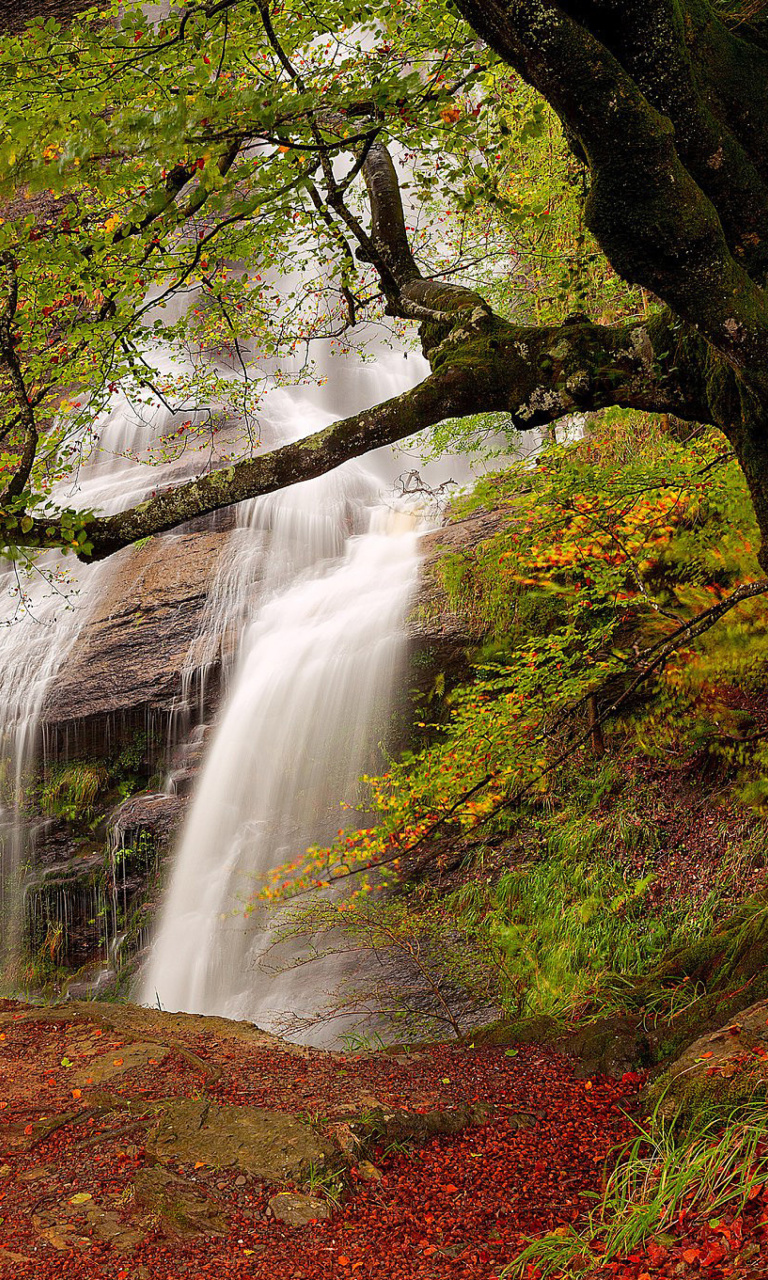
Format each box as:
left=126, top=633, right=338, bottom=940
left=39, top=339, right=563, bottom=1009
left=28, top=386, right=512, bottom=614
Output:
left=649, top=1058, right=767, bottom=1124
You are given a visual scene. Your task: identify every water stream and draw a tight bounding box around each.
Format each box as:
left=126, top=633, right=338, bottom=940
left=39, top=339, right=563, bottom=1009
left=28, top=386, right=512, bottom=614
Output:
left=140, top=353, right=427, bottom=1040
left=0, top=345, right=237, bottom=979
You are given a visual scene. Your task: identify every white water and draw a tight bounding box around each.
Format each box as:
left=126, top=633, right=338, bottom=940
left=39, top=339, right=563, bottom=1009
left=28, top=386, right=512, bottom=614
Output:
left=0, top=346, right=237, bottom=974
left=140, top=353, right=426, bottom=1038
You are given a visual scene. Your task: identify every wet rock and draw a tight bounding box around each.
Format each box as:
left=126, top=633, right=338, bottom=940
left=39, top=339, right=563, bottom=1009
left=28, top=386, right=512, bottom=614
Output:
left=149, top=1099, right=334, bottom=1182
left=647, top=997, right=768, bottom=1120
left=41, top=527, right=231, bottom=754
left=267, top=1191, right=332, bottom=1226
left=109, top=792, right=187, bottom=851
left=133, top=1166, right=228, bottom=1238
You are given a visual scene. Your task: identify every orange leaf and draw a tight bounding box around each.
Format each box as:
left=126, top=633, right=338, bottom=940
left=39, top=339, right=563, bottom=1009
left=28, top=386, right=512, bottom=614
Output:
left=113, top=1059, right=124, bottom=1067
left=682, top=1248, right=700, bottom=1264
left=338, top=1256, right=350, bottom=1267
left=71, top=1089, right=82, bottom=1099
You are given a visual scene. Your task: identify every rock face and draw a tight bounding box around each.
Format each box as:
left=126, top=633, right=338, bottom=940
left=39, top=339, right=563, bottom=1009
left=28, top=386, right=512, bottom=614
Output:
left=41, top=524, right=230, bottom=756
left=22, top=505, right=503, bottom=989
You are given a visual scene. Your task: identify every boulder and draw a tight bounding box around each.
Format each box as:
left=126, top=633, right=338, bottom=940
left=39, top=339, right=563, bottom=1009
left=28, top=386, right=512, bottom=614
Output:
left=267, top=1191, right=332, bottom=1226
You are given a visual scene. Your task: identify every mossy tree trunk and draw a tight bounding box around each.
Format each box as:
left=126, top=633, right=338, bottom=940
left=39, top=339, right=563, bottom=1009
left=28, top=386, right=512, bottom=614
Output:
left=3, top=1, right=768, bottom=566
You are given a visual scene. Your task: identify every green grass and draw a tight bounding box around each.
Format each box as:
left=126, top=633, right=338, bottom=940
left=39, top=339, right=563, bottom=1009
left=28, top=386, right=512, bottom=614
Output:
left=39, top=762, right=110, bottom=820
left=445, top=829, right=721, bottom=1022
left=508, top=1096, right=768, bottom=1278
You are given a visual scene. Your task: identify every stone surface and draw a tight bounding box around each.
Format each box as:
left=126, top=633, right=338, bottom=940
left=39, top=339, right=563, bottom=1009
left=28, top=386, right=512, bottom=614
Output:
left=41, top=526, right=230, bottom=749
left=133, top=1166, right=229, bottom=1238
left=267, top=1191, right=332, bottom=1226
left=109, top=791, right=188, bottom=851
left=406, top=508, right=502, bottom=674
left=149, top=1099, right=334, bottom=1182
left=648, top=997, right=768, bottom=1118
left=73, top=1039, right=170, bottom=1086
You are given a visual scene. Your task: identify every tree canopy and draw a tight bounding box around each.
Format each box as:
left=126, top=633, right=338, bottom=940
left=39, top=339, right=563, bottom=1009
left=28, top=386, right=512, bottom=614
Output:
left=0, top=0, right=767, bottom=562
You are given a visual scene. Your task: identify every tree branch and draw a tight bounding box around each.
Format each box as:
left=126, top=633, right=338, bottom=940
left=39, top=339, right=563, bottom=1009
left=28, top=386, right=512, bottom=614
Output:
left=3, top=310, right=709, bottom=560
left=455, top=0, right=768, bottom=384
left=0, top=256, right=39, bottom=502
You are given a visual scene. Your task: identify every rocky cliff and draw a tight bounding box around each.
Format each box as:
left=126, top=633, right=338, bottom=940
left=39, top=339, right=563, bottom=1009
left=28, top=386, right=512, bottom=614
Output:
left=17, top=505, right=499, bottom=997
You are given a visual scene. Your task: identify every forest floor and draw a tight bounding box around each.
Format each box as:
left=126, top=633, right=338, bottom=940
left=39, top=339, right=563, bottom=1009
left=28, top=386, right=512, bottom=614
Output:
left=1, top=999, right=767, bottom=1280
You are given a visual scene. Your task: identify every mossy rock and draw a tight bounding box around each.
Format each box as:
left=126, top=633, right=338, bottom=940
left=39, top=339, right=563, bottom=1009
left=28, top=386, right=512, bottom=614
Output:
left=646, top=997, right=768, bottom=1122
left=148, top=1099, right=335, bottom=1183
left=472, top=1013, right=655, bottom=1078
left=470, top=1015, right=562, bottom=1048
left=133, top=1166, right=228, bottom=1238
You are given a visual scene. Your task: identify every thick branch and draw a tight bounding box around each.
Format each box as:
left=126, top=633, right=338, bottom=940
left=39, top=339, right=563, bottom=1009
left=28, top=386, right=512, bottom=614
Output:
left=361, top=142, right=490, bottom=324
left=455, top=0, right=768, bottom=384
left=0, top=257, right=38, bottom=502
left=4, top=313, right=710, bottom=560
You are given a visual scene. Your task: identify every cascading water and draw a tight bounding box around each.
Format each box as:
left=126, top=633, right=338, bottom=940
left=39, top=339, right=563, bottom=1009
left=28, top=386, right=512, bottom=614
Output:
left=0, top=342, right=236, bottom=981
left=140, top=351, right=427, bottom=1040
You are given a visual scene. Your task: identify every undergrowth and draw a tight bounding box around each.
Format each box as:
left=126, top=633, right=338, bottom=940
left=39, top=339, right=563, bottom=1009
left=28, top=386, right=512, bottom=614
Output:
left=509, top=1096, right=768, bottom=1278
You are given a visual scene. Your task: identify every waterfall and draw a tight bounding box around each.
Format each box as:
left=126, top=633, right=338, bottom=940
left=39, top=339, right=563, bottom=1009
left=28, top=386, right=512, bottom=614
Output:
left=140, top=351, right=426, bottom=1040
left=0, top=344, right=237, bottom=981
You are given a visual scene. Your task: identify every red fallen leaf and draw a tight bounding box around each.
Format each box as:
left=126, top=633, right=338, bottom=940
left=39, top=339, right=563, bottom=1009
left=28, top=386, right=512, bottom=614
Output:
left=443, top=1184, right=458, bottom=1193
left=700, top=1245, right=726, bottom=1265
left=682, top=1247, right=701, bottom=1263
left=338, top=1257, right=350, bottom=1267
left=710, top=1222, right=732, bottom=1239
left=646, top=1241, right=669, bottom=1265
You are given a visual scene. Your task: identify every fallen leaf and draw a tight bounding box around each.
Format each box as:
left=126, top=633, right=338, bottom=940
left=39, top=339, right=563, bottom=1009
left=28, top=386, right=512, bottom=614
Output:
left=69, top=1192, right=93, bottom=1205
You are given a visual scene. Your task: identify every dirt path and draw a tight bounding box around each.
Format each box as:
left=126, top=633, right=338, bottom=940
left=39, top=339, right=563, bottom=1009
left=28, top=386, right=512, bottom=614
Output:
left=0, top=999, right=764, bottom=1280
